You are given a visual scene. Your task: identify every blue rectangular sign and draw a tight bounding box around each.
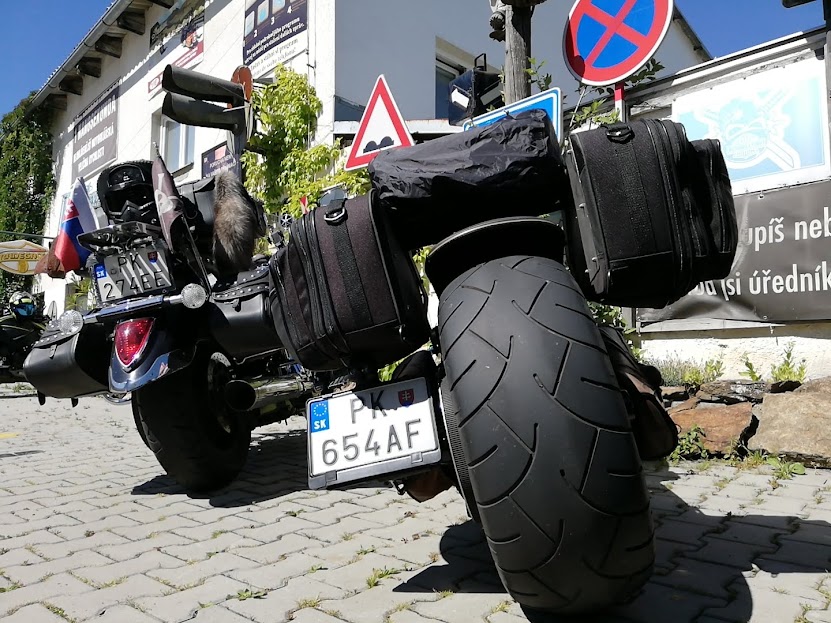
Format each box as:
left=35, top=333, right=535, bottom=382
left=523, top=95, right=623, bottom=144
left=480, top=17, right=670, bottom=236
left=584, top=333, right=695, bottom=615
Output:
left=464, top=87, right=563, bottom=141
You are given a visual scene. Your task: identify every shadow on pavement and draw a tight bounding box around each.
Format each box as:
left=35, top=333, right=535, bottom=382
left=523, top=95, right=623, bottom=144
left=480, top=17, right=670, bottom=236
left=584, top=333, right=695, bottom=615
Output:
left=132, top=428, right=386, bottom=507
left=399, top=463, right=831, bottom=623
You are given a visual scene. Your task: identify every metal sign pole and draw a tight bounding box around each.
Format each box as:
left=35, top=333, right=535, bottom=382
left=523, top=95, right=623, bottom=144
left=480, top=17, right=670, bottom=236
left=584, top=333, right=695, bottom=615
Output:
left=614, top=81, right=627, bottom=122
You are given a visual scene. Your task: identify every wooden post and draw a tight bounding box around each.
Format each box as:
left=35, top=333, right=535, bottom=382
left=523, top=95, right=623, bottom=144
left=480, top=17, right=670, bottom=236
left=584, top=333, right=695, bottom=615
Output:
left=504, top=4, right=533, bottom=104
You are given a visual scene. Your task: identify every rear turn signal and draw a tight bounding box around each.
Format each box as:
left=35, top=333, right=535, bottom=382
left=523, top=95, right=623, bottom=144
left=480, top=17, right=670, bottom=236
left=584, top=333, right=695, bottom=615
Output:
left=114, top=318, right=155, bottom=369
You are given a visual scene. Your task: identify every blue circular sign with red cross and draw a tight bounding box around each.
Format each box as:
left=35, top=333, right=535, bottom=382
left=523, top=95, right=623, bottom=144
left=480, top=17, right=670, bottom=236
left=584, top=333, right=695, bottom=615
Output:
left=564, top=0, right=674, bottom=87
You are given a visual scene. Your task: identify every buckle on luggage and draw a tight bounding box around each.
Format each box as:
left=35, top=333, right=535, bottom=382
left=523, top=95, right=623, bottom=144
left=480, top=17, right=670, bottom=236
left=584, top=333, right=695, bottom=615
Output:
left=324, top=207, right=347, bottom=225
left=606, top=124, right=634, bottom=143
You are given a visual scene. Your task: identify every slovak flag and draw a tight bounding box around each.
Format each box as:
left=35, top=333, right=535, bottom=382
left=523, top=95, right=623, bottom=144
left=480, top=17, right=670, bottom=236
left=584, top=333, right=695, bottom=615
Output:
left=37, top=177, right=98, bottom=278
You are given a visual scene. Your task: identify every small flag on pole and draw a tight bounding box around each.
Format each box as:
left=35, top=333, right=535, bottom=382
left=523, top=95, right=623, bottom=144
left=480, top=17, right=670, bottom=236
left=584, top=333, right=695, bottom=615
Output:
left=151, top=155, right=184, bottom=249
left=35, top=177, right=96, bottom=278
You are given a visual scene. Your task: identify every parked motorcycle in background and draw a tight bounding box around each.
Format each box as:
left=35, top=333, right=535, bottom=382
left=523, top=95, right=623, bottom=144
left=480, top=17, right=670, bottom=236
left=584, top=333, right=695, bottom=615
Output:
left=0, top=291, right=48, bottom=384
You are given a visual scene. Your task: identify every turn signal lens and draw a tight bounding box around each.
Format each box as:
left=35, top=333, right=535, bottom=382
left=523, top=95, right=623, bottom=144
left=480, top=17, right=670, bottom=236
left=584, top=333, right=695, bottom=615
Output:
left=114, top=318, right=154, bottom=369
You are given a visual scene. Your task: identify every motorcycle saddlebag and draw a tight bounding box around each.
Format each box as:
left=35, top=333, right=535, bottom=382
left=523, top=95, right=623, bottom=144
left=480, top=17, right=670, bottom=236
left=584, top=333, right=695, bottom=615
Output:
left=564, top=119, right=738, bottom=309
left=23, top=321, right=110, bottom=399
left=368, top=109, right=569, bottom=250
left=208, top=263, right=284, bottom=360
left=269, top=193, right=431, bottom=371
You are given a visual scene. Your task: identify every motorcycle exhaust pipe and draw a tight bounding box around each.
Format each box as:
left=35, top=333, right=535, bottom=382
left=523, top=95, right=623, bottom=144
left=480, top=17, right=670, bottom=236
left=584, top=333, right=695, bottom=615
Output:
left=225, top=377, right=314, bottom=412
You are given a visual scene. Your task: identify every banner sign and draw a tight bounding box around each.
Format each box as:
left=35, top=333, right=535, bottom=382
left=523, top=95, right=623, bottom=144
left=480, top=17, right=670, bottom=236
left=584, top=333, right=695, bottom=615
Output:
left=244, top=0, right=308, bottom=79
left=639, top=181, right=831, bottom=324
left=201, top=143, right=238, bottom=178
left=673, top=58, right=831, bottom=195
left=0, top=240, right=48, bottom=276
left=72, top=83, right=119, bottom=180
left=150, top=0, right=205, bottom=51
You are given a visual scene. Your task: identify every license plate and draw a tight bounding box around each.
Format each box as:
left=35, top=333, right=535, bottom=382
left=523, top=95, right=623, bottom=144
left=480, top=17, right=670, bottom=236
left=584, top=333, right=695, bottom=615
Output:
left=307, top=378, right=440, bottom=489
left=95, top=247, right=172, bottom=303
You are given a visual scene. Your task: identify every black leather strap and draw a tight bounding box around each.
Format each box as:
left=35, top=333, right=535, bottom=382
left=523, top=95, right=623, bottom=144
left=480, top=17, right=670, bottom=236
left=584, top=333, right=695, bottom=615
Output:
left=326, top=203, right=373, bottom=327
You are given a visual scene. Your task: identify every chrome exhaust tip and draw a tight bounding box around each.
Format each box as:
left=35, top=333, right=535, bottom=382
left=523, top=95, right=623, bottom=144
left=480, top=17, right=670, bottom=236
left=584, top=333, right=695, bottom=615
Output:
left=225, top=377, right=314, bottom=412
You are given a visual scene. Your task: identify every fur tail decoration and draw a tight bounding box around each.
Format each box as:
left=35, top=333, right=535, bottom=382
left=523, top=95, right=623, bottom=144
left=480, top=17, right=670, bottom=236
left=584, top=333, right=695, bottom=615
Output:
left=212, top=171, right=265, bottom=275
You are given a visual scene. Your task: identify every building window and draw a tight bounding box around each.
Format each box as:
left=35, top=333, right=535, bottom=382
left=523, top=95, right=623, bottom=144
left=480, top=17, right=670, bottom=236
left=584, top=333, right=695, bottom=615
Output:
left=162, top=119, right=195, bottom=172
left=436, top=60, right=463, bottom=119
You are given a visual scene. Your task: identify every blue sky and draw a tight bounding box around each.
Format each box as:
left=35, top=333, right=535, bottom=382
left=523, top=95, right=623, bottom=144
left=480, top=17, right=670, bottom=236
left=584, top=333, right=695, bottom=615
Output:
left=0, top=0, right=826, bottom=116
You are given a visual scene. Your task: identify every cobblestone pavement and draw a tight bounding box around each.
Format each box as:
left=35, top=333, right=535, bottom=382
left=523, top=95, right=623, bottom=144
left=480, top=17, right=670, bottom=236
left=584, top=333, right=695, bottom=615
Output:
left=2, top=393, right=831, bottom=622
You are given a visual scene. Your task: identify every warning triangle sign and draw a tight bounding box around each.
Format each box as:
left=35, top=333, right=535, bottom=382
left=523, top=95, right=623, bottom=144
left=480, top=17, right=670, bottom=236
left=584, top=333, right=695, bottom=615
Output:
left=344, top=75, right=414, bottom=171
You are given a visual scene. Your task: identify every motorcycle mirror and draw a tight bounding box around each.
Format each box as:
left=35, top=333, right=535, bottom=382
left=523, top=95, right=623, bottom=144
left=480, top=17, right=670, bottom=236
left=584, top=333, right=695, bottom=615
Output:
left=162, top=65, right=245, bottom=105
left=162, top=93, right=247, bottom=133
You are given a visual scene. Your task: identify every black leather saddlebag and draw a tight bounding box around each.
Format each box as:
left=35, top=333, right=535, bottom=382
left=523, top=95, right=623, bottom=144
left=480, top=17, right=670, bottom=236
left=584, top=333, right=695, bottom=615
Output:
left=23, top=321, right=110, bottom=399
left=208, top=263, right=283, bottom=360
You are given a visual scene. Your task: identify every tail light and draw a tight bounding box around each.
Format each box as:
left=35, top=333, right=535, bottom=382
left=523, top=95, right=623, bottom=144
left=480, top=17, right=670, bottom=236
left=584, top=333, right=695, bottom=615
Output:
left=114, top=318, right=155, bottom=369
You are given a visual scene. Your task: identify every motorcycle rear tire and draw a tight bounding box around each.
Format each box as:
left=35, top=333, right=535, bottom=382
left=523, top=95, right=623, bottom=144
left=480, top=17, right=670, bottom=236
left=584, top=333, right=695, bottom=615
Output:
left=438, top=256, right=654, bottom=615
left=132, top=350, right=251, bottom=492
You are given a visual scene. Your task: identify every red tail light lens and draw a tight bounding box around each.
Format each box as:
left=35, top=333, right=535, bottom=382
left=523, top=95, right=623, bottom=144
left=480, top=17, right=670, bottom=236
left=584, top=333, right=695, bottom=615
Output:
left=114, top=318, right=155, bottom=369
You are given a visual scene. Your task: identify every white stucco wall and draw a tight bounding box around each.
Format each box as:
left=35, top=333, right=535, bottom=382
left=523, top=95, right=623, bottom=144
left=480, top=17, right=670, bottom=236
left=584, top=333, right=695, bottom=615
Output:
left=639, top=324, right=831, bottom=382
left=333, top=0, right=708, bottom=121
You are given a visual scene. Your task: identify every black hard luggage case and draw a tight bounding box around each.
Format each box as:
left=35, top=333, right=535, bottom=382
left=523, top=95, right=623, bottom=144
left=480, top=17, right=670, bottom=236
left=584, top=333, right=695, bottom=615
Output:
left=368, top=109, right=569, bottom=250
left=269, top=193, right=430, bottom=371
left=565, top=119, right=736, bottom=309
left=23, top=321, right=111, bottom=399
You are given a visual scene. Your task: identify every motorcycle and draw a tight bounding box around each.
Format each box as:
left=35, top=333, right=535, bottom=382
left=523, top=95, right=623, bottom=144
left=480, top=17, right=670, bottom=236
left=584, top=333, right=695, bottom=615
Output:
left=0, top=305, right=49, bottom=384
left=22, top=64, right=725, bottom=616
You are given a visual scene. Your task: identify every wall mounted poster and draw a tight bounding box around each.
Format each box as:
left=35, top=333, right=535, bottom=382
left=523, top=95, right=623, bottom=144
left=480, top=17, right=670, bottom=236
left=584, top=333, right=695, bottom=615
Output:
left=244, top=0, right=308, bottom=79
left=672, top=58, right=831, bottom=195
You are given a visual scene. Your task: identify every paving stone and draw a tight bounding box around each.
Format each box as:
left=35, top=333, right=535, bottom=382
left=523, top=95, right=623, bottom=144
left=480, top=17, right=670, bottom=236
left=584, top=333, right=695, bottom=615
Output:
left=779, top=522, right=831, bottom=547
left=3, top=549, right=112, bottom=585
left=188, top=604, right=263, bottom=622
left=1, top=603, right=67, bottom=623
left=73, top=549, right=184, bottom=586
left=656, top=517, right=723, bottom=546
left=687, top=535, right=776, bottom=569
left=711, top=520, right=790, bottom=547
left=234, top=533, right=325, bottom=565
left=35, top=531, right=131, bottom=560
left=318, top=584, right=438, bottom=623
left=162, top=532, right=261, bottom=562
left=294, top=501, right=375, bottom=526
left=757, top=538, right=831, bottom=569
left=612, top=582, right=728, bottom=623
left=97, top=532, right=194, bottom=562
left=289, top=608, right=351, bottom=623
left=0, top=547, right=45, bottom=568
left=170, top=515, right=264, bottom=542
left=306, top=534, right=392, bottom=566
left=0, top=572, right=93, bottom=617
left=91, top=604, right=162, bottom=622
left=808, top=610, right=831, bottom=623
left=311, top=551, right=411, bottom=592
left=655, top=538, right=698, bottom=572
left=651, top=558, right=743, bottom=599
left=133, top=575, right=249, bottom=623
left=301, top=515, right=390, bottom=544
left=227, top=552, right=328, bottom=590
left=226, top=576, right=348, bottom=623
left=0, top=529, right=67, bottom=553
left=56, top=514, right=143, bottom=541
left=111, top=515, right=202, bottom=541
left=235, top=516, right=321, bottom=541
left=414, top=592, right=515, bottom=623
left=703, top=580, right=824, bottom=623
left=149, top=552, right=260, bottom=589
left=48, top=574, right=170, bottom=621
left=746, top=568, right=830, bottom=601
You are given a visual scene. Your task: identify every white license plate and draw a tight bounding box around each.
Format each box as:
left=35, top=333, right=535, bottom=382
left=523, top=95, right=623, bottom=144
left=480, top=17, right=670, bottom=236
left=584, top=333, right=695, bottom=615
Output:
left=95, top=247, right=172, bottom=302
left=307, top=378, right=440, bottom=487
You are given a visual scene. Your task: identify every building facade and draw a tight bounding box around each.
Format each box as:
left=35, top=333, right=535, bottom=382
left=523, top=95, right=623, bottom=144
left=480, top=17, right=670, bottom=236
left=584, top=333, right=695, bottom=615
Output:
left=31, top=0, right=709, bottom=314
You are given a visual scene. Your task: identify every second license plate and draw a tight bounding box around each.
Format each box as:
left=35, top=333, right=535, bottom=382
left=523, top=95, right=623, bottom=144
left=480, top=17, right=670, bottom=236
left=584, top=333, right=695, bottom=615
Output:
left=307, top=377, right=440, bottom=489
left=95, top=247, right=172, bottom=303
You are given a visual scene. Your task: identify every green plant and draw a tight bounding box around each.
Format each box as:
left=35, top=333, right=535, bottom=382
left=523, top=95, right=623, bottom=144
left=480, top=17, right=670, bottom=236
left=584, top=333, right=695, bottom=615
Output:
left=669, top=425, right=709, bottom=463
left=242, top=65, right=369, bottom=219
left=526, top=58, right=553, bottom=92
left=588, top=302, right=642, bottom=361
left=740, top=353, right=763, bottom=382
left=770, top=342, right=807, bottom=383
left=767, top=456, right=806, bottom=479
left=296, top=596, right=322, bottom=608
left=366, top=567, right=401, bottom=588
left=682, top=357, right=724, bottom=388
left=235, top=588, right=268, bottom=601
left=0, top=94, right=54, bottom=302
